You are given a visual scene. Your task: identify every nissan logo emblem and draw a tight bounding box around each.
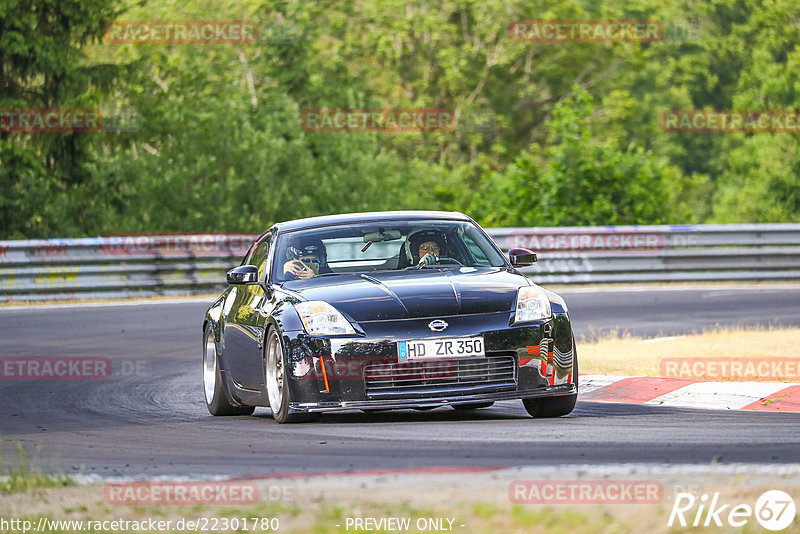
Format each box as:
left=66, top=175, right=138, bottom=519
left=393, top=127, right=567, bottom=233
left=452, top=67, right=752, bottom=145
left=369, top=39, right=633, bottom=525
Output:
left=428, top=319, right=448, bottom=332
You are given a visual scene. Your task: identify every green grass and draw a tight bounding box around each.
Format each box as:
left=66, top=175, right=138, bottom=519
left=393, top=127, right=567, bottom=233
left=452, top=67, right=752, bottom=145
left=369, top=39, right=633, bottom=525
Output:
left=0, top=441, right=74, bottom=494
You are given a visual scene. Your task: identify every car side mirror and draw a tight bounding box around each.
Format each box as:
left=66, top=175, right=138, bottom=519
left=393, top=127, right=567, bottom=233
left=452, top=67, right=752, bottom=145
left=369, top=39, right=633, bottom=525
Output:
left=227, top=265, right=259, bottom=285
left=509, top=248, right=537, bottom=267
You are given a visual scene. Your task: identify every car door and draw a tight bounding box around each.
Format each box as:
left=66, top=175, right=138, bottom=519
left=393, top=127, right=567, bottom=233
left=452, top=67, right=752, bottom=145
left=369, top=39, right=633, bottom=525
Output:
left=224, top=233, right=273, bottom=391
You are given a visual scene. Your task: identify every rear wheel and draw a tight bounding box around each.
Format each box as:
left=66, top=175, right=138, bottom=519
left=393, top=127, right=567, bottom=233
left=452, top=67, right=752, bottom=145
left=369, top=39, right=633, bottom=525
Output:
left=452, top=402, right=494, bottom=410
left=265, top=328, right=320, bottom=423
left=203, top=327, right=255, bottom=416
left=523, top=344, right=578, bottom=418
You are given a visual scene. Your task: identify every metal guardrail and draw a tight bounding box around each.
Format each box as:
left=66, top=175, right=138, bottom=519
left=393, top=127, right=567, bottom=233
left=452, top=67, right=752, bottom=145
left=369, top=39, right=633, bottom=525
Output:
left=1, top=224, right=798, bottom=302
left=0, top=235, right=256, bottom=302
left=486, top=223, right=800, bottom=284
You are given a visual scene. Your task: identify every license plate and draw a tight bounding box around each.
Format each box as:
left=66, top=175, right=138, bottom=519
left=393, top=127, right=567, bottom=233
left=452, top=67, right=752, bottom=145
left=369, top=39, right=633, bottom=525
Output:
left=397, top=336, right=485, bottom=361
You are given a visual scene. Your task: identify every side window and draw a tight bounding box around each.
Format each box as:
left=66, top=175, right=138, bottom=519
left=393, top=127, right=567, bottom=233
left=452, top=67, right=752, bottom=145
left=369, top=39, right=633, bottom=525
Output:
left=249, top=236, right=272, bottom=280
left=461, top=230, right=491, bottom=266
left=240, top=240, right=257, bottom=266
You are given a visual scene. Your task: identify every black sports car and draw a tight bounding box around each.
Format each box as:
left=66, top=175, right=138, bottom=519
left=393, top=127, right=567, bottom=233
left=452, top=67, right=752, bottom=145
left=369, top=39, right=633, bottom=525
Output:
left=203, top=211, right=577, bottom=423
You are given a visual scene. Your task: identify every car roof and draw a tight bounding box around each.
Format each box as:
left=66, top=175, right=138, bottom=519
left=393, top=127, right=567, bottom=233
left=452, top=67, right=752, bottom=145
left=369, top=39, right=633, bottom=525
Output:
left=271, top=210, right=473, bottom=234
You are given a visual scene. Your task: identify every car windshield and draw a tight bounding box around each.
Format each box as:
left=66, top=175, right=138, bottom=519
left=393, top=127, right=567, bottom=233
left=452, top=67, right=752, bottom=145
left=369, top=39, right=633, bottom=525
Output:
left=272, top=220, right=506, bottom=282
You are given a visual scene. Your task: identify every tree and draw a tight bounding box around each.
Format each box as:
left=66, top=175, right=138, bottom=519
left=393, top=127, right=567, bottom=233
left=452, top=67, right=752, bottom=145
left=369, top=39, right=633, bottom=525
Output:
left=0, top=0, right=122, bottom=238
left=473, top=87, right=703, bottom=227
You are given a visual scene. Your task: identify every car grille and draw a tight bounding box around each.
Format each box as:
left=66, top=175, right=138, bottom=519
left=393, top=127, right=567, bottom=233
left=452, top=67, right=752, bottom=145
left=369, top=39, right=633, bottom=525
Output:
left=363, top=355, right=517, bottom=400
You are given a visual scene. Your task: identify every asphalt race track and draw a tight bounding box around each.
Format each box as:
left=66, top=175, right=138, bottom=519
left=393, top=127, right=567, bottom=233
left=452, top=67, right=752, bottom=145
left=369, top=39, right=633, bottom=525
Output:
left=562, top=285, right=800, bottom=337
left=1, top=286, right=799, bottom=477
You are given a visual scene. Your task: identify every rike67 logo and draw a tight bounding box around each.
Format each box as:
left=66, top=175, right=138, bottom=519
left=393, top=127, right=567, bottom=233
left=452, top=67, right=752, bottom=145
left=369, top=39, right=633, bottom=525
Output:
left=669, top=490, right=796, bottom=531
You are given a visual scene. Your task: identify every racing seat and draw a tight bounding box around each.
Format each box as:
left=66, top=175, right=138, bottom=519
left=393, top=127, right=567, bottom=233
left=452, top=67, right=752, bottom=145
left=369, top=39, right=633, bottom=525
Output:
left=396, top=241, right=413, bottom=269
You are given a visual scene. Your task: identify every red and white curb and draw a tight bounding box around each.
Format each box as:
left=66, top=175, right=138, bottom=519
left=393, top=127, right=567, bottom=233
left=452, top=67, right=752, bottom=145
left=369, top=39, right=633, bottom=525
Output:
left=580, top=375, right=800, bottom=412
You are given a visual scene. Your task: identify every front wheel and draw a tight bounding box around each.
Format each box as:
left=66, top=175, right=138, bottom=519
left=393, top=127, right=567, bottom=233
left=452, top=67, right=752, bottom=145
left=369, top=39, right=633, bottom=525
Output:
left=203, top=327, right=255, bottom=416
left=265, top=328, right=319, bottom=423
left=523, top=344, right=578, bottom=418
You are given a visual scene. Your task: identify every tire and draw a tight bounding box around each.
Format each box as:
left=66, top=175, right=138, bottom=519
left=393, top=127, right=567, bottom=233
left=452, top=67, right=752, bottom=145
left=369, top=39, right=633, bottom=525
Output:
left=452, top=402, right=495, bottom=410
left=203, top=327, right=255, bottom=416
left=264, top=328, right=320, bottom=423
left=523, top=343, right=578, bottom=418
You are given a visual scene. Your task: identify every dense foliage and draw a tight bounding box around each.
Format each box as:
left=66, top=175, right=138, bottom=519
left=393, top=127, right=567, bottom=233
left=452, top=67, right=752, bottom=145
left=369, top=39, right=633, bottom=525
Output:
left=1, top=0, right=798, bottom=238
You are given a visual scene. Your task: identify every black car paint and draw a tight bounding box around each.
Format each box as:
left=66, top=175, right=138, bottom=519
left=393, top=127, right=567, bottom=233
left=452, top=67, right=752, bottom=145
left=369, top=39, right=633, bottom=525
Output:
left=281, top=268, right=531, bottom=320
left=203, top=211, right=576, bottom=414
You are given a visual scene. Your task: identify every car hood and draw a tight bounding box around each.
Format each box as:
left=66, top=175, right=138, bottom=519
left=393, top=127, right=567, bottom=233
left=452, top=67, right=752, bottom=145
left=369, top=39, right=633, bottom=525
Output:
left=281, top=267, right=529, bottom=321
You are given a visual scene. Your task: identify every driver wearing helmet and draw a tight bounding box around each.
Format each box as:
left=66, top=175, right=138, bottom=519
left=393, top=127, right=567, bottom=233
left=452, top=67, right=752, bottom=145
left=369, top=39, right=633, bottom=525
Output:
left=282, top=237, right=331, bottom=280
left=404, top=229, right=449, bottom=267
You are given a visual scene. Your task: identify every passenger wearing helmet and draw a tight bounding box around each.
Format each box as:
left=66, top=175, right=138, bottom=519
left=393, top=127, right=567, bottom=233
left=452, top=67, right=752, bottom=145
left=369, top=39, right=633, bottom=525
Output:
left=282, top=237, right=331, bottom=280
left=403, top=229, right=449, bottom=267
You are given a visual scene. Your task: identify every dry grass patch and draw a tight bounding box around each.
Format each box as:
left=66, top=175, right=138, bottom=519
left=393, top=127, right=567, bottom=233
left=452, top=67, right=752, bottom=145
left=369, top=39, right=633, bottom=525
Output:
left=579, top=326, right=800, bottom=380
left=3, top=470, right=800, bottom=534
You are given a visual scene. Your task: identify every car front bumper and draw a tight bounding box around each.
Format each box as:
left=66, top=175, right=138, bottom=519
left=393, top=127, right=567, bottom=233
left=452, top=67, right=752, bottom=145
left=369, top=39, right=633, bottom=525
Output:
left=281, top=310, right=576, bottom=412
left=289, top=383, right=577, bottom=413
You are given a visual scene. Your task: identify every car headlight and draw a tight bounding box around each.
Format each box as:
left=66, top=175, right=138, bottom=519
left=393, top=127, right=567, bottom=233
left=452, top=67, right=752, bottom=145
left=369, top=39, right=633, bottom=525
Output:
left=514, top=285, right=552, bottom=323
left=295, top=301, right=356, bottom=335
